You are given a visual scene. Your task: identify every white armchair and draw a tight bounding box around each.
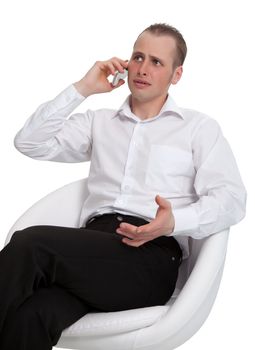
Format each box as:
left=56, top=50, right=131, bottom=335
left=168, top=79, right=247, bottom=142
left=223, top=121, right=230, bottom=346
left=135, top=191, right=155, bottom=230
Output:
left=5, top=178, right=230, bottom=350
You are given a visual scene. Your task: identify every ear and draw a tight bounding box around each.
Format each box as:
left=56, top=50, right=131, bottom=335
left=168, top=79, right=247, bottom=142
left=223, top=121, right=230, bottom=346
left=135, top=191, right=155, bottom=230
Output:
left=171, top=66, right=183, bottom=85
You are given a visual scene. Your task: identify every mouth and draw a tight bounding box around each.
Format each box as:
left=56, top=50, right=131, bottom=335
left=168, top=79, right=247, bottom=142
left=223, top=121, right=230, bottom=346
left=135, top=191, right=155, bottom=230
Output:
left=133, top=79, right=151, bottom=88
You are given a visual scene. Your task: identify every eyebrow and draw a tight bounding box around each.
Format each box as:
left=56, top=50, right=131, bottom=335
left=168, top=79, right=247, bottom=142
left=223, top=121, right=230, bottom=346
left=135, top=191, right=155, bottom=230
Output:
left=132, top=51, right=165, bottom=64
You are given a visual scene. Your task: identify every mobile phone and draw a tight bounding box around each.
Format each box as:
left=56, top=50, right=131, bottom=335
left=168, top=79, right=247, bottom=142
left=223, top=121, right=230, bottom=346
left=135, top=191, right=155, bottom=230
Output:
left=112, top=69, right=128, bottom=86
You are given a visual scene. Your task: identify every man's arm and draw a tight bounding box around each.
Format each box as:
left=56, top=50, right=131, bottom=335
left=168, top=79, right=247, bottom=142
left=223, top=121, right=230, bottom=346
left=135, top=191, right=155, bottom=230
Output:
left=14, top=58, right=128, bottom=162
left=117, top=118, right=247, bottom=246
left=171, top=117, right=247, bottom=238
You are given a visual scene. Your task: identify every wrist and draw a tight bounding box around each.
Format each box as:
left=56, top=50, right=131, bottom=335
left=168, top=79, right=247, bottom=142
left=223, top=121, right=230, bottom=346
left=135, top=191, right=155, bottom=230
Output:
left=73, top=79, right=92, bottom=98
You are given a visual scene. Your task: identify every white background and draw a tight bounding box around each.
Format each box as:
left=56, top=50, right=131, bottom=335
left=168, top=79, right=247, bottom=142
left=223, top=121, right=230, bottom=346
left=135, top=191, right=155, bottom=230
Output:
left=0, top=0, right=254, bottom=348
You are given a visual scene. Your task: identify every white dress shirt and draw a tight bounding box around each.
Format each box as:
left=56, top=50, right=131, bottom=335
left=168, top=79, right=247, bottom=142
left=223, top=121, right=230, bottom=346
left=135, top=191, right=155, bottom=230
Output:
left=14, top=84, right=247, bottom=258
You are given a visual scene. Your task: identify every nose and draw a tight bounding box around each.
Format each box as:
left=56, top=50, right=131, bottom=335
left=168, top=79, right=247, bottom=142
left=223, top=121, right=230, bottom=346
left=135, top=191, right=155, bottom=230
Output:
left=137, top=61, right=148, bottom=76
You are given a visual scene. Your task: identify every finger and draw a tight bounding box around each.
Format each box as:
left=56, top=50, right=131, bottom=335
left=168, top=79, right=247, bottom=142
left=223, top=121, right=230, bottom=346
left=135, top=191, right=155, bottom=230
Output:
left=122, top=237, right=148, bottom=247
left=111, top=59, right=126, bottom=73
left=107, top=62, right=117, bottom=76
left=135, top=221, right=159, bottom=236
left=116, top=222, right=142, bottom=240
left=137, top=223, right=169, bottom=241
left=116, top=228, right=134, bottom=240
left=98, top=61, right=116, bottom=76
left=110, top=78, right=126, bottom=89
left=118, top=227, right=151, bottom=241
left=116, top=222, right=136, bottom=236
left=119, top=222, right=138, bottom=234
left=110, top=57, right=129, bottom=72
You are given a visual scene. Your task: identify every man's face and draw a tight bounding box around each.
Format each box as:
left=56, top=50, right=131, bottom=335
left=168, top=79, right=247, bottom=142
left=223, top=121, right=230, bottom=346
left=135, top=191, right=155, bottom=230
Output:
left=127, top=31, right=182, bottom=103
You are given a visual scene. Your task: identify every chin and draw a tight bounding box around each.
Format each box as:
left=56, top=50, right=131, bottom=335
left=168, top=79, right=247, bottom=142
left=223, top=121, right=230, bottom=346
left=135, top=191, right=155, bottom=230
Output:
left=131, top=93, right=150, bottom=103
left=129, top=87, right=148, bottom=99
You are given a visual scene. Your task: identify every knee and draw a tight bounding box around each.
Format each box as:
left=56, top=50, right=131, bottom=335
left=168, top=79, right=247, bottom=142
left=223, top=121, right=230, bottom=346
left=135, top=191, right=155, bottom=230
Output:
left=11, top=225, right=45, bottom=239
left=9, top=226, right=44, bottom=249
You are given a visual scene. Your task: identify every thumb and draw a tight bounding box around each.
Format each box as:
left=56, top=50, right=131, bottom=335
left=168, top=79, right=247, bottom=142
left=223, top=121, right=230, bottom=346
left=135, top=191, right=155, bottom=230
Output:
left=111, top=79, right=126, bottom=90
left=155, top=195, right=171, bottom=208
left=155, top=194, right=163, bottom=204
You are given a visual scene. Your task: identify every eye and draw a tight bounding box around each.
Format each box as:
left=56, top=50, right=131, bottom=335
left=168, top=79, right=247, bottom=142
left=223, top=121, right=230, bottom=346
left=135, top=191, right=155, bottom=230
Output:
left=133, top=55, right=143, bottom=62
left=153, top=59, right=161, bottom=66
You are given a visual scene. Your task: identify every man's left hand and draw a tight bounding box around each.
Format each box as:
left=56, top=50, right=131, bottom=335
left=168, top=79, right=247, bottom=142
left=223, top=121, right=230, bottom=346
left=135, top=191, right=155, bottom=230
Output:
left=116, top=195, right=175, bottom=247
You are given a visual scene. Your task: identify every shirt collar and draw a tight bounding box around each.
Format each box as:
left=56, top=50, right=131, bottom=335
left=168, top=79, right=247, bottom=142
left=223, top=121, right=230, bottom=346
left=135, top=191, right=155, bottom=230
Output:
left=112, top=94, right=184, bottom=121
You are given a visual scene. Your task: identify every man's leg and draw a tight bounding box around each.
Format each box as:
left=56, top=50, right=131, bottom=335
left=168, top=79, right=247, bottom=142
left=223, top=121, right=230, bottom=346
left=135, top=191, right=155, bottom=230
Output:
left=0, top=285, right=89, bottom=350
left=0, top=215, right=182, bottom=348
left=0, top=223, right=151, bottom=334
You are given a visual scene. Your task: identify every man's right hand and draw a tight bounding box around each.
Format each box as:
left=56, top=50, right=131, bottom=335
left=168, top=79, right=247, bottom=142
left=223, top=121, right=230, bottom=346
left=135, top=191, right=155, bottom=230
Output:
left=73, top=57, right=128, bottom=97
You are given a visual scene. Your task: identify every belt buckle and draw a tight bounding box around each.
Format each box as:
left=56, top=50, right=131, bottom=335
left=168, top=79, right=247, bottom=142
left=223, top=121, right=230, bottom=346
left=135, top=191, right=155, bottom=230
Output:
left=86, top=215, right=101, bottom=225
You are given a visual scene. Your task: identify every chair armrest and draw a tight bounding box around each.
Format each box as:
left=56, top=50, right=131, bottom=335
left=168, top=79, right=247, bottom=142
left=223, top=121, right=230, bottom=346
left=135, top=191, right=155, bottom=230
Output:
left=134, top=228, right=230, bottom=348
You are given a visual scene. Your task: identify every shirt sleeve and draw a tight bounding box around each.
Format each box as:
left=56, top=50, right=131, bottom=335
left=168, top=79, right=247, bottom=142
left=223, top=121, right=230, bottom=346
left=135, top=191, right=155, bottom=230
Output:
left=14, top=84, right=94, bottom=163
left=170, top=117, right=247, bottom=239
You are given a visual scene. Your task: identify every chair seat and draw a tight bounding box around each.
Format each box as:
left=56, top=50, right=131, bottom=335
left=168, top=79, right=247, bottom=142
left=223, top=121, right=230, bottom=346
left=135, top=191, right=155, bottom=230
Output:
left=61, top=305, right=167, bottom=337
left=61, top=291, right=179, bottom=337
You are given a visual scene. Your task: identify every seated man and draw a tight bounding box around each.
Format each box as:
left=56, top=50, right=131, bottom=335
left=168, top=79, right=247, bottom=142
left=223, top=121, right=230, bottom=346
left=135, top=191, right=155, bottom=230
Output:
left=0, top=23, right=246, bottom=350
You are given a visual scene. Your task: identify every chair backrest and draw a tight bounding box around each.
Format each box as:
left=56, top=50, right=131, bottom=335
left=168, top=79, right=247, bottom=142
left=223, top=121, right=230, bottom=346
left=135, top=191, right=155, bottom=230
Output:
left=5, top=178, right=89, bottom=244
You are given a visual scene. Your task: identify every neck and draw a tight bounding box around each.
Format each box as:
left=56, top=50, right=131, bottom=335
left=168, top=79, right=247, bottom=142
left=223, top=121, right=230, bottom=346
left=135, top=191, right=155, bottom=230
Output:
left=130, top=94, right=168, bottom=120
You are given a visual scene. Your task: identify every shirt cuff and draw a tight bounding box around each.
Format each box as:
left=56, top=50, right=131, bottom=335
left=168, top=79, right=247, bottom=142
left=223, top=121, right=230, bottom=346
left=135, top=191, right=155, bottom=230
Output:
left=71, top=83, right=87, bottom=100
left=44, top=84, right=86, bottom=117
left=166, top=206, right=199, bottom=237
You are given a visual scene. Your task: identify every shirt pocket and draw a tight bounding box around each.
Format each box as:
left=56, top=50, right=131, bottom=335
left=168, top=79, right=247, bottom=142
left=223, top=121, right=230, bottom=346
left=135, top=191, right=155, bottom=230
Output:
left=145, top=145, right=193, bottom=194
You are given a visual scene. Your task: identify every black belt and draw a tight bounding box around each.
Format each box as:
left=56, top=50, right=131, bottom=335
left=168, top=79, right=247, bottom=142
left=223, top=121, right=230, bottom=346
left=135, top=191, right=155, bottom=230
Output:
left=85, top=212, right=149, bottom=226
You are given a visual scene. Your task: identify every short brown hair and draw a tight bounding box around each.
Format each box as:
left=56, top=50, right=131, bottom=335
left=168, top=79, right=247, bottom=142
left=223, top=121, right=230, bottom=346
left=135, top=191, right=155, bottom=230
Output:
left=136, top=23, right=187, bottom=69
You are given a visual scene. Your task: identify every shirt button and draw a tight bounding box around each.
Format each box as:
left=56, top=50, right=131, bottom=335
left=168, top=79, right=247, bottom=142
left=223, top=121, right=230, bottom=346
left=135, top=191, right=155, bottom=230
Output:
left=117, top=215, right=123, bottom=221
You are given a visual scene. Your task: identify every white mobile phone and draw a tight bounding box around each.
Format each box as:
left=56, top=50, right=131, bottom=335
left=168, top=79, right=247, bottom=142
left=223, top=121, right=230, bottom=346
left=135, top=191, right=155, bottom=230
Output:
left=112, top=69, right=128, bottom=86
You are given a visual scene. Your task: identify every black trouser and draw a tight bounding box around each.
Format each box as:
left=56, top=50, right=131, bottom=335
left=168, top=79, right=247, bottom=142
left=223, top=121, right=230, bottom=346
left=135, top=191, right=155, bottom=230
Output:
left=0, top=213, right=182, bottom=350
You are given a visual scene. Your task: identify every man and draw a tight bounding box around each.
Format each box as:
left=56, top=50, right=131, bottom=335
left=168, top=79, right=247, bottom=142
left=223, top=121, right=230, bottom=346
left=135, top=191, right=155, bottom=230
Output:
left=0, top=24, right=246, bottom=349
